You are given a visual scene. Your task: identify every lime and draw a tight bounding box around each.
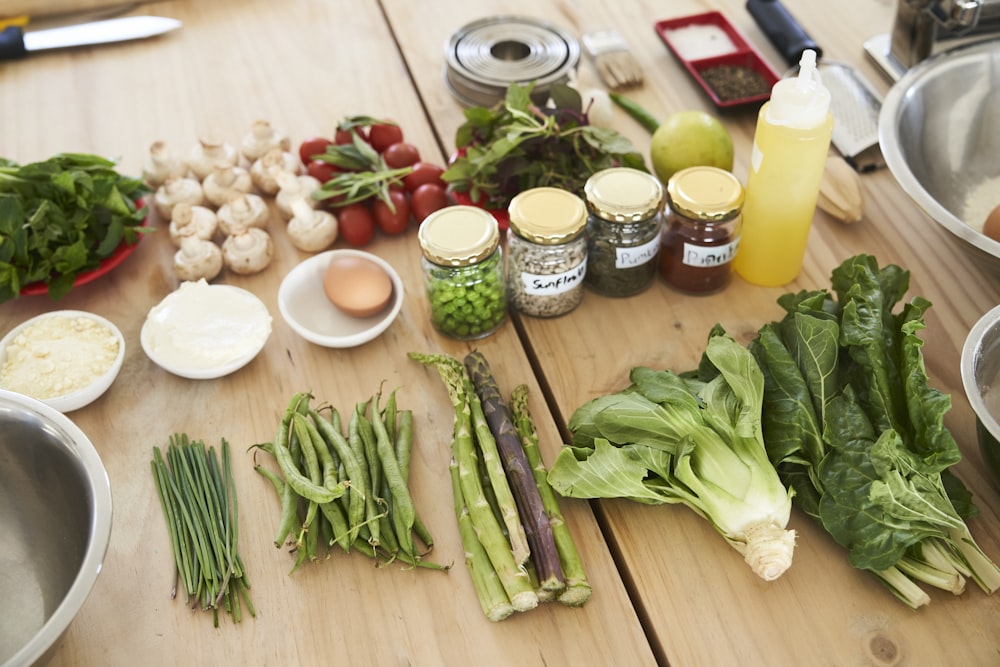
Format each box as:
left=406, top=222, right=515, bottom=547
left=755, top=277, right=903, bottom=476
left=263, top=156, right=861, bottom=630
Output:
left=650, top=111, right=734, bottom=185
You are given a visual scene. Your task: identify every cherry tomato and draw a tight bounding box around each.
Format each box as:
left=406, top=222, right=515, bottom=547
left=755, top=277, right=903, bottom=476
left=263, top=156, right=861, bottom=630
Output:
left=307, top=159, right=338, bottom=184
left=368, top=123, right=404, bottom=153
left=403, top=162, right=446, bottom=192
left=382, top=142, right=421, bottom=169
left=334, top=126, right=367, bottom=145
left=373, top=190, right=411, bottom=235
left=336, top=203, right=377, bottom=247
left=299, top=137, right=333, bottom=164
left=410, top=183, right=449, bottom=223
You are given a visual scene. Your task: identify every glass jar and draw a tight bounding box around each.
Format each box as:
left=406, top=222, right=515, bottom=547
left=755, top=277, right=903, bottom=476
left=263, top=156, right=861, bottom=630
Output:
left=418, top=205, right=507, bottom=340
left=506, top=187, right=588, bottom=317
left=659, top=166, right=744, bottom=295
left=582, top=167, right=664, bottom=297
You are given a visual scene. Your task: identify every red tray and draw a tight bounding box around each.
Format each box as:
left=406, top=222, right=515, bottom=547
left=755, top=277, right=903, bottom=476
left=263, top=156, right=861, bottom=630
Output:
left=655, top=11, right=781, bottom=108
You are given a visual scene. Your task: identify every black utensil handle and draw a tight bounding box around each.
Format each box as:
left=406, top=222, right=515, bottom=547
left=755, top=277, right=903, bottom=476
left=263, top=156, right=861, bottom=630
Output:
left=746, top=0, right=822, bottom=66
left=0, top=26, right=28, bottom=60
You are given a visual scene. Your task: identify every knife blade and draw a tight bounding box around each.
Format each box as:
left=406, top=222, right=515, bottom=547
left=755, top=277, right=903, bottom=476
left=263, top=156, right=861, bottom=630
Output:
left=0, top=15, right=181, bottom=60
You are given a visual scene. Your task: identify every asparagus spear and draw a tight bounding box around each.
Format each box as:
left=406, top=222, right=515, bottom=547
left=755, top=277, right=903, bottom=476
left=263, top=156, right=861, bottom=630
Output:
left=465, top=351, right=565, bottom=594
left=511, top=384, right=592, bottom=606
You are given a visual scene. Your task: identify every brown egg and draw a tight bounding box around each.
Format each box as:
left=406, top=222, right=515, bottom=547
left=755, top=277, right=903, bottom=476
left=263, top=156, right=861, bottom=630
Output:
left=322, top=255, right=393, bottom=318
left=984, top=203, right=1000, bottom=242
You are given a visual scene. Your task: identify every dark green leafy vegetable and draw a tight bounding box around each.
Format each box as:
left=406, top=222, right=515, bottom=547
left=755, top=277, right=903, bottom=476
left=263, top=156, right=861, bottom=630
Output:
left=0, top=153, right=149, bottom=302
left=748, top=254, right=1000, bottom=608
left=442, top=82, right=646, bottom=211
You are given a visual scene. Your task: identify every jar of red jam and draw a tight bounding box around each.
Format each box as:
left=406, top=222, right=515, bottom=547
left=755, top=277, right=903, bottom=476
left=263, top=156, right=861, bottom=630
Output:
left=659, top=166, right=744, bottom=295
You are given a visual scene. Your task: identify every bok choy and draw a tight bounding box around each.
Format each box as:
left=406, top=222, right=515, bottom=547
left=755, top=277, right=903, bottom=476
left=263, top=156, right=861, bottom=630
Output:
left=749, top=254, right=1000, bottom=608
left=548, top=333, right=796, bottom=581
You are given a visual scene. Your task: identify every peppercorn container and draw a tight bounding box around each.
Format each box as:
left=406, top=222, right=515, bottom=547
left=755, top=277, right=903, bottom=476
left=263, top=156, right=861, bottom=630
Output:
left=418, top=205, right=507, bottom=340
left=659, top=166, right=744, bottom=294
left=582, top=167, right=665, bottom=297
left=506, top=187, right=588, bottom=318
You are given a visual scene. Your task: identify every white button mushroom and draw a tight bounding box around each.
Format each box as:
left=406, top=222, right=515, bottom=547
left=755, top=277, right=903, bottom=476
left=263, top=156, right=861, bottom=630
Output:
left=154, top=177, right=206, bottom=220
left=168, top=202, right=219, bottom=247
left=174, top=235, right=223, bottom=282
left=241, top=119, right=291, bottom=162
left=189, top=137, right=238, bottom=181
left=250, top=147, right=300, bottom=196
left=217, top=194, right=270, bottom=236
left=222, top=226, right=274, bottom=275
left=287, top=198, right=338, bottom=252
left=142, top=140, right=188, bottom=187
left=203, top=164, right=253, bottom=207
left=275, top=172, right=322, bottom=220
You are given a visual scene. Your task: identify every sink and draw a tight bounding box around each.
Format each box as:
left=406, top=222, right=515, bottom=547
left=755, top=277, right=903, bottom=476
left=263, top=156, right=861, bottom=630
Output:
left=879, top=38, right=1000, bottom=263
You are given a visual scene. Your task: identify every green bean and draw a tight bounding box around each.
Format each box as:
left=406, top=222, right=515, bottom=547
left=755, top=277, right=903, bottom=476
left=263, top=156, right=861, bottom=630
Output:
left=349, top=407, right=381, bottom=547
left=609, top=92, right=660, bottom=133
left=309, top=409, right=366, bottom=545
left=319, top=498, right=352, bottom=553
left=273, top=414, right=343, bottom=505
left=372, top=389, right=416, bottom=557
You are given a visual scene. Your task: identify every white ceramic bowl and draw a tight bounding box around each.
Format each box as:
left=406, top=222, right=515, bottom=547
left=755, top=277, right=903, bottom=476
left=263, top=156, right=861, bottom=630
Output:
left=0, top=310, right=125, bottom=413
left=141, top=281, right=272, bottom=380
left=0, top=388, right=112, bottom=667
left=278, top=249, right=404, bottom=348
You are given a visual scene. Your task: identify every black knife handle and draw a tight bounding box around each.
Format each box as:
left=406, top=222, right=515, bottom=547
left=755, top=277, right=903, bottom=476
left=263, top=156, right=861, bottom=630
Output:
left=746, top=0, right=822, bottom=66
left=0, top=26, right=28, bottom=61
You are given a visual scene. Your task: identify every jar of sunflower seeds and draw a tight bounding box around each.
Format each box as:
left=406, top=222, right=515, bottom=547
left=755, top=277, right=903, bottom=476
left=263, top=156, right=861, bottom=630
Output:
left=506, top=187, right=588, bottom=318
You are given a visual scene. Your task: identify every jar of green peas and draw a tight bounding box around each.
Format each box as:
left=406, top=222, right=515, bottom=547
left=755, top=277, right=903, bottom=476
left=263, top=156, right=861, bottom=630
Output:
left=418, top=205, right=507, bottom=340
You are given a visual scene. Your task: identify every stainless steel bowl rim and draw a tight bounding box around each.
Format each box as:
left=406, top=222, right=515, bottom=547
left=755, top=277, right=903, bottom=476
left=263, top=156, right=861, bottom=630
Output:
left=1, top=388, right=113, bottom=667
left=878, top=38, right=1000, bottom=259
left=960, top=304, right=1000, bottom=444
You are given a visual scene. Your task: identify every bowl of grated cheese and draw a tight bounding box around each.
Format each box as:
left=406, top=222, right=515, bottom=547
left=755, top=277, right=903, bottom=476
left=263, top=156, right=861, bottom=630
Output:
left=0, top=310, right=126, bottom=413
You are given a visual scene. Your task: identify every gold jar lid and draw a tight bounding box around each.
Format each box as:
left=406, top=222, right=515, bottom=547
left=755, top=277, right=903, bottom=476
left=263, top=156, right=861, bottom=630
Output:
left=666, top=166, right=745, bottom=222
left=507, top=187, right=587, bottom=244
left=418, top=205, right=500, bottom=266
left=583, top=167, right=664, bottom=223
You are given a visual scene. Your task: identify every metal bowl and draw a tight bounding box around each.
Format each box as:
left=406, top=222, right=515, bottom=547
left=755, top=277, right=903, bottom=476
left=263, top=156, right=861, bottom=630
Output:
left=961, top=304, right=1000, bottom=487
left=0, top=389, right=112, bottom=667
left=879, top=39, right=1000, bottom=264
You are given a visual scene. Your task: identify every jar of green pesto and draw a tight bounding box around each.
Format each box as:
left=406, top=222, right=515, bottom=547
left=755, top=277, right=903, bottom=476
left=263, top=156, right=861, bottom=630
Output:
left=418, top=205, right=507, bottom=340
left=583, top=167, right=665, bottom=297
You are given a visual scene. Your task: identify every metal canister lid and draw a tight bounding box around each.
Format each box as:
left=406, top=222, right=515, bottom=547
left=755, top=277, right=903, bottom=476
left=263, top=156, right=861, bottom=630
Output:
left=583, top=167, right=665, bottom=223
left=444, top=16, right=581, bottom=107
left=418, top=205, right=500, bottom=266
left=507, top=187, right=587, bottom=245
left=666, top=166, right=745, bottom=222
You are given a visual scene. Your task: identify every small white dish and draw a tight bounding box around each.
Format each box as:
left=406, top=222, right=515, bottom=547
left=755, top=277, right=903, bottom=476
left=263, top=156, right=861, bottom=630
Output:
left=278, top=249, right=404, bottom=348
left=141, top=280, right=272, bottom=380
left=0, top=309, right=125, bottom=413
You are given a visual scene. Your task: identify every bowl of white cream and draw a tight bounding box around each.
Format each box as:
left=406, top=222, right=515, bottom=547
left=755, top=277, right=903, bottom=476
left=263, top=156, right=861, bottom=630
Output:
left=0, top=310, right=125, bottom=413
left=141, top=279, right=272, bottom=380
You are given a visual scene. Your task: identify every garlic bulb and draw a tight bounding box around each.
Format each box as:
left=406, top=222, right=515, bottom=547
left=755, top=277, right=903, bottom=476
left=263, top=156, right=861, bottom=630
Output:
left=174, top=235, right=223, bottom=282
left=275, top=173, right=322, bottom=220
left=168, top=202, right=218, bottom=247
left=188, top=137, right=238, bottom=180
left=142, top=140, right=188, bottom=187
left=153, top=177, right=205, bottom=220
left=250, top=147, right=300, bottom=195
left=287, top=198, right=338, bottom=252
left=203, top=164, right=253, bottom=207
left=241, top=119, right=291, bottom=162
left=222, top=226, right=274, bottom=275
left=217, top=194, right=270, bottom=236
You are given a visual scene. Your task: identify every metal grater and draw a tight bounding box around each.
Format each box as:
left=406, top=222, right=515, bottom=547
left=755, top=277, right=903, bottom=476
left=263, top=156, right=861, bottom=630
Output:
left=817, top=61, right=885, bottom=172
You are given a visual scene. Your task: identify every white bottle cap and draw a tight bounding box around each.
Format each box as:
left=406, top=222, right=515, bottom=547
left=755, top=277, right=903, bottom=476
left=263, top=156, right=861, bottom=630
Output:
left=765, top=50, right=831, bottom=129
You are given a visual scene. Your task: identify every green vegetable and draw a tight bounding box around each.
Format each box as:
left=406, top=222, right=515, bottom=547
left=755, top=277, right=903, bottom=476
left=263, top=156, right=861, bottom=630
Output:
left=465, top=351, right=564, bottom=593
left=424, top=250, right=507, bottom=339
left=608, top=92, right=660, bottom=133
left=442, top=82, right=646, bottom=211
left=548, top=333, right=796, bottom=581
left=0, top=153, right=150, bottom=302
left=748, top=254, right=1000, bottom=607
left=151, top=435, right=254, bottom=626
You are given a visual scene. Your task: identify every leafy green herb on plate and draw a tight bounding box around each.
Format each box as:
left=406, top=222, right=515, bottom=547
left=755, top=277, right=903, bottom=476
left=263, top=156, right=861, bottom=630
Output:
left=0, top=153, right=150, bottom=302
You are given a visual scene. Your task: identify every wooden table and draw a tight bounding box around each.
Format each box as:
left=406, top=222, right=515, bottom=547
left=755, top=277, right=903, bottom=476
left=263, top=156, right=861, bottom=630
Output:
left=2, top=0, right=998, bottom=665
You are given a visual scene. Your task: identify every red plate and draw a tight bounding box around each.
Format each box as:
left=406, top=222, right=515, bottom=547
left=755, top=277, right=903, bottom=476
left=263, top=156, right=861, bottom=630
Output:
left=20, top=201, right=149, bottom=297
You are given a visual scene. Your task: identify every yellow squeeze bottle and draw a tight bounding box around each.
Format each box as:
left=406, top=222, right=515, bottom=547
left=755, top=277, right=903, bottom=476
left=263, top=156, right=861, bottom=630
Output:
left=733, top=49, right=833, bottom=286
